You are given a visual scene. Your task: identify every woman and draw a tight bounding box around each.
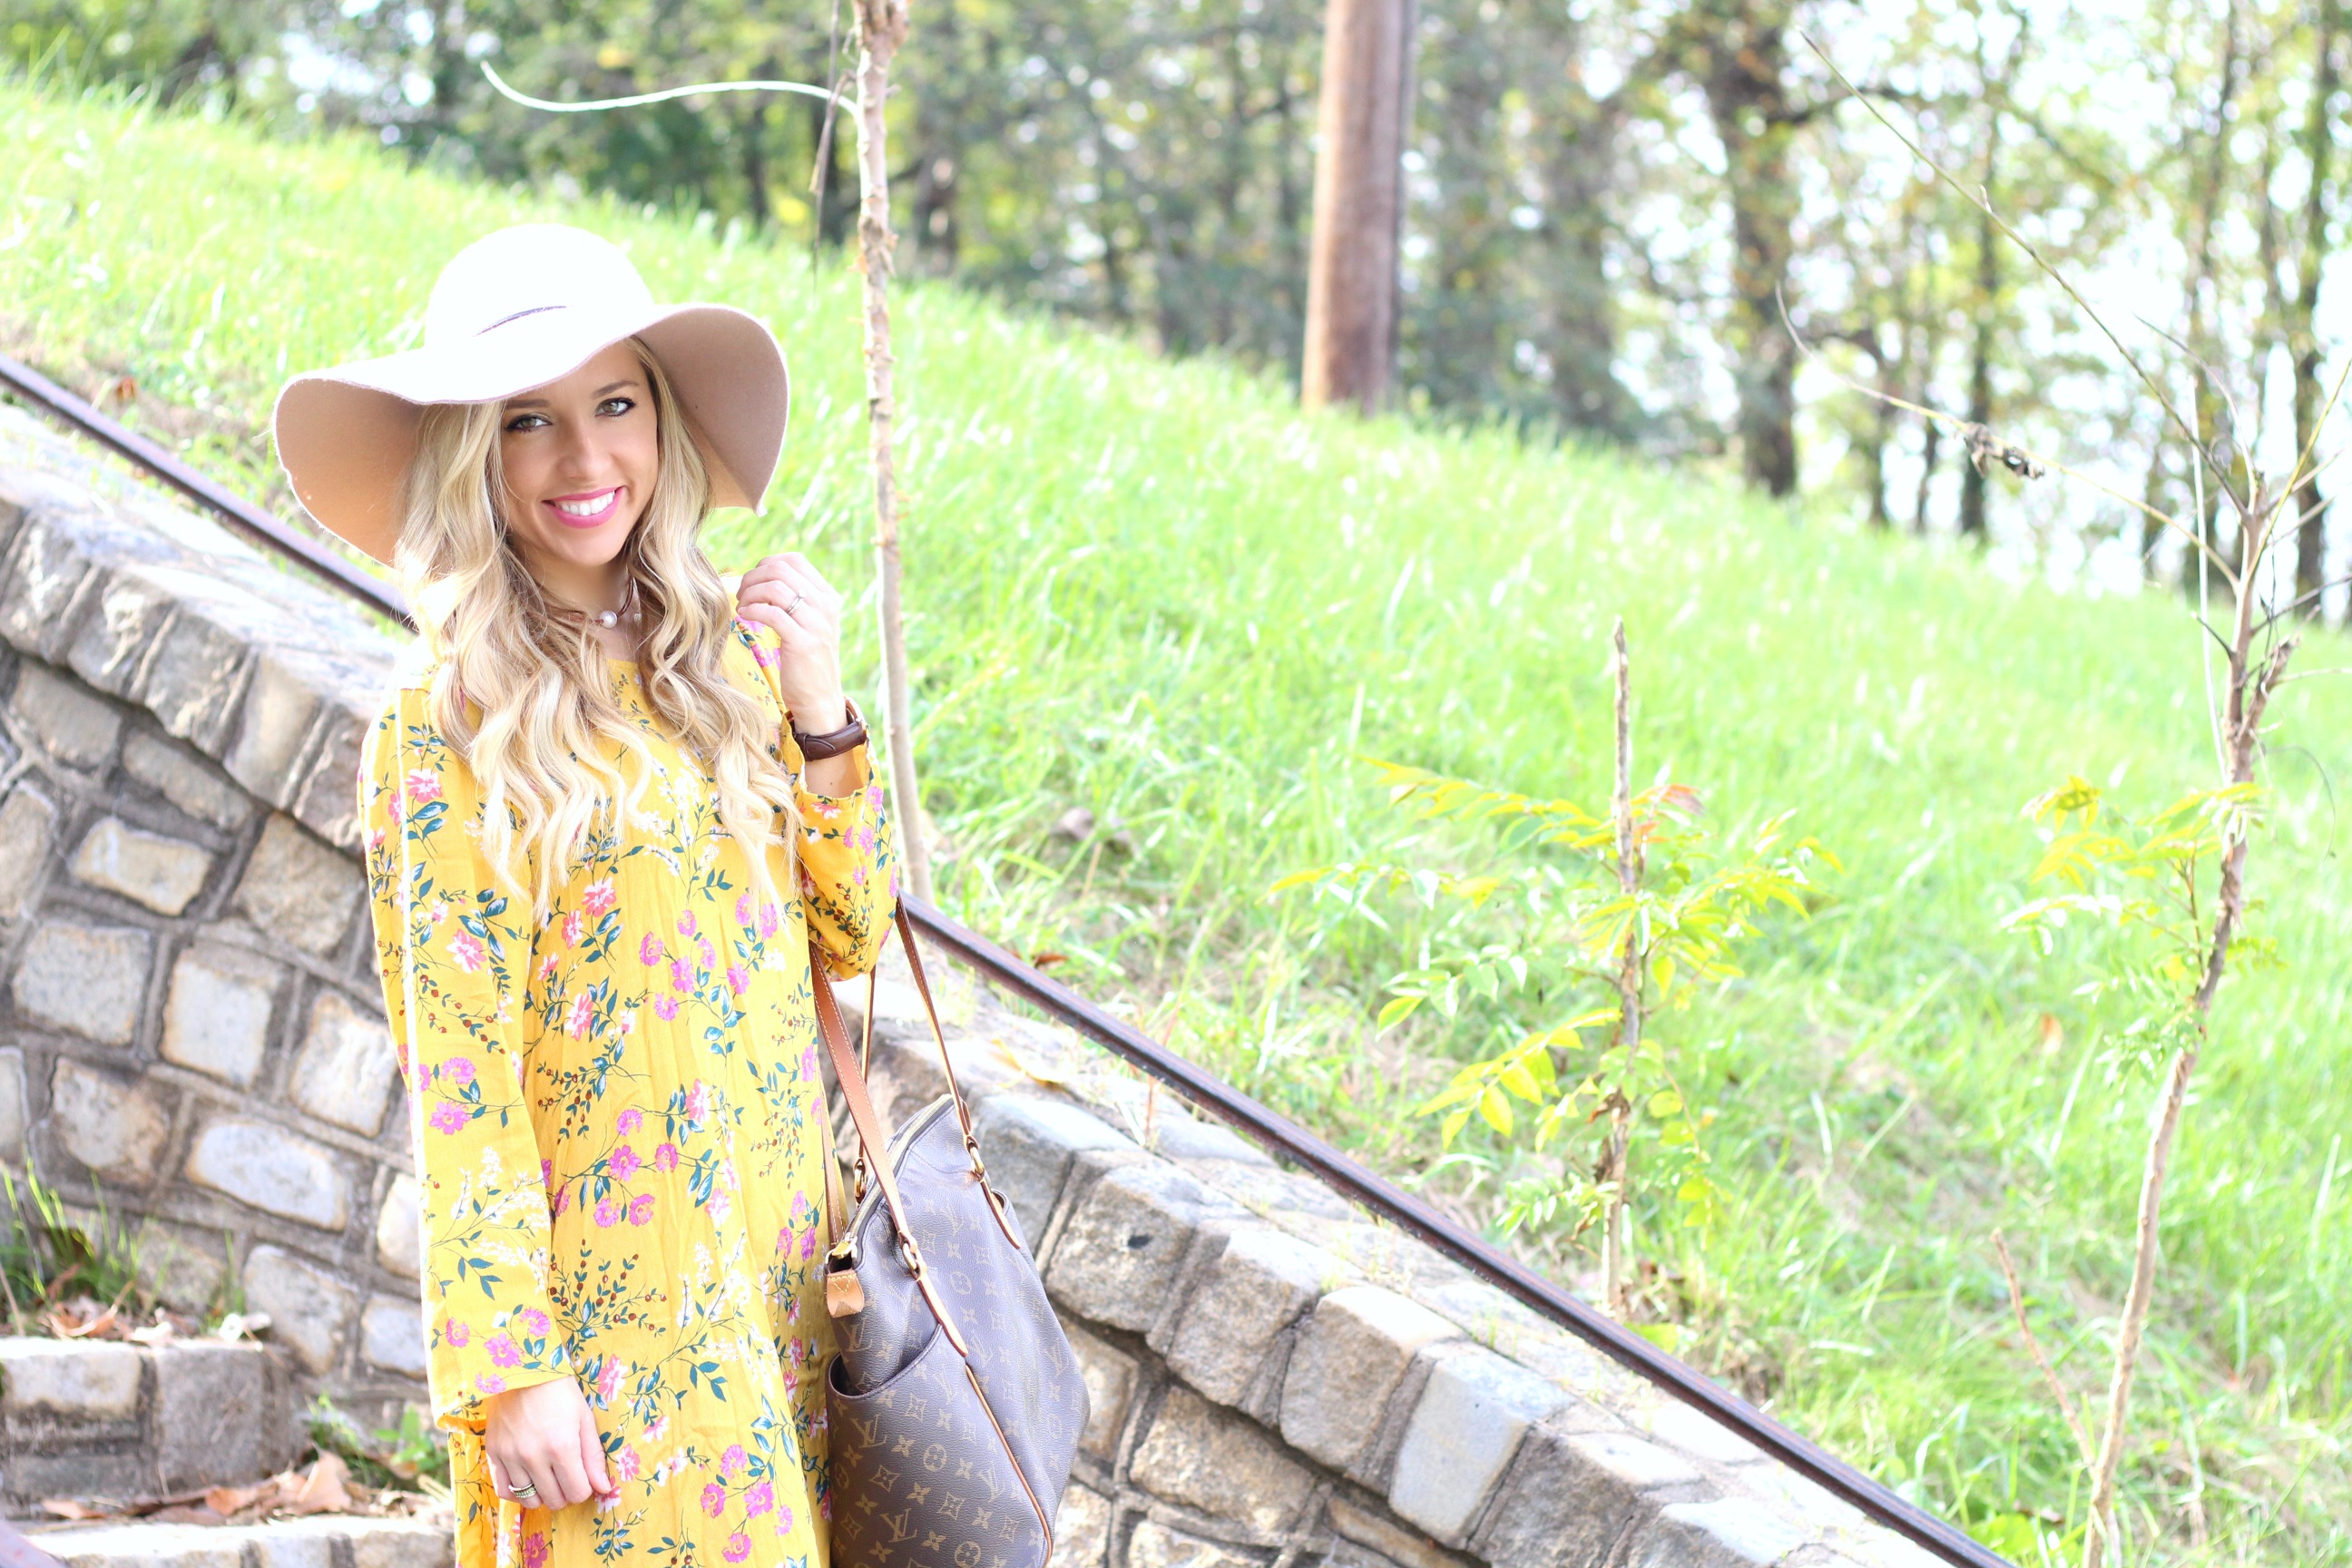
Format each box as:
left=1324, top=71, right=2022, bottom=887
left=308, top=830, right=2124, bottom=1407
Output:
left=274, top=223, right=895, bottom=1568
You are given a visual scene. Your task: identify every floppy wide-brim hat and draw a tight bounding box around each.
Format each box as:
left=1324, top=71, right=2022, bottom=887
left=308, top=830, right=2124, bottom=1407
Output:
left=273, top=223, right=788, bottom=563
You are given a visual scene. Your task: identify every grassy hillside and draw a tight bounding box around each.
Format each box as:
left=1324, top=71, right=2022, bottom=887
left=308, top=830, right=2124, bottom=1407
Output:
left=8, top=81, right=2352, bottom=1564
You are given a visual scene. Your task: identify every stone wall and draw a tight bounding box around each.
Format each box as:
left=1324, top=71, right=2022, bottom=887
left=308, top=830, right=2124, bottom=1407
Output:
left=0, top=404, right=1939, bottom=1568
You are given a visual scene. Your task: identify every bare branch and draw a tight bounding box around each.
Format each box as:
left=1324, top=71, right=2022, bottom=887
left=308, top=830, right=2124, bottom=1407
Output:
left=1994, top=1230, right=2095, bottom=1472
left=481, top=61, right=841, bottom=113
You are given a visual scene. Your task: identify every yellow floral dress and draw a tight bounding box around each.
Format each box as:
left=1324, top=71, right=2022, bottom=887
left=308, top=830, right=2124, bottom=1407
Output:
left=359, top=620, right=895, bottom=1568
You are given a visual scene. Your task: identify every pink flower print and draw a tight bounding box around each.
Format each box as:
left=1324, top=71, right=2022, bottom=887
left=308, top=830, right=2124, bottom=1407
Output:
left=799, top=1224, right=818, bottom=1262
left=522, top=1534, right=549, bottom=1568
left=697, top=936, right=716, bottom=968
left=777, top=1503, right=797, bottom=1534
left=608, top=1144, right=641, bottom=1181
left=867, top=784, right=885, bottom=808
left=701, top=1483, right=726, bottom=1518
left=537, top=953, right=559, bottom=982
left=581, top=879, right=617, bottom=917
left=735, top=893, right=753, bottom=926
left=799, top=1046, right=818, bottom=1083
left=670, top=958, right=694, bottom=994
left=724, top=1534, right=751, bottom=1563
left=760, top=903, right=780, bottom=938
left=596, top=1357, right=626, bottom=1402
left=726, top=965, right=749, bottom=997
left=448, top=931, right=486, bottom=972
left=541, top=1159, right=554, bottom=1190
left=618, top=1010, right=636, bottom=1036
left=653, top=1142, right=680, bottom=1172
left=643, top=1416, right=668, bottom=1444
left=561, top=909, right=584, bottom=948
left=486, top=1335, right=522, bottom=1367
left=612, top=1446, right=642, bottom=1484
left=708, top=1187, right=731, bottom=1224
left=429, top=1102, right=466, bottom=1135
left=551, top=1186, right=570, bottom=1217
left=446, top=1321, right=470, bottom=1348
left=617, top=1107, right=643, bottom=1136
left=685, top=1082, right=710, bottom=1122
left=628, top=1194, right=655, bottom=1226
left=594, top=1200, right=619, bottom=1228
left=429, top=903, right=446, bottom=923
left=744, top=1482, right=773, bottom=1518
left=404, top=770, right=441, bottom=806
left=677, top=911, right=698, bottom=938
left=640, top=933, right=664, bottom=965
left=720, top=1445, right=748, bottom=1475
left=652, top=997, right=679, bottom=1021
left=385, top=793, right=404, bottom=826
left=475, top=1372, right=504, bottom=1395
left=518, top=1308, right=551, bottom=1336
left=442, top=1056, right=475, bottom=1086
left=566, top=993, right=595, bottom=1038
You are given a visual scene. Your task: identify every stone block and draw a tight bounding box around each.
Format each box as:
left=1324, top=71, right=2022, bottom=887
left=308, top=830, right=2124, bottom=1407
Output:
left=4, top=1451, right=150, bottom=1512
left=361, top=1293, right=427, bottom=1377
left=142, top=609, right=251, bottom=752
left=0, top=1336, right=142, bottom=1420
left=67, top=569, right=175, bottom=697
left=1149, top=1112, right=1274, bottom=1166
left=0, top=1045, right=24, bottom=1161
left=131, top=1219, right=230, bottom=1314
left=377, top=1174, right=423, bottom=1277
left=43, top=1523, right=252, bottom=1568
left=124, top=730, right=253, bottom=830
left=1044, top=1161, right=1210, bottom=1334
left=1475, top=1424, right=1708, bottom=1568
left=240, top=1246, right=358, bottom=1375
left=10, top=661, right=119, bottom=769
left=1131, top=1386, right=1316, bottom=1534
left=346, top=1518, right=456, bottom=1568
left=49, top=1059, right=172, bottom=1183
left=186, top=1116, right=350, bottom=1230
left=1327, top=1497, right=1473, bottom=1568
left=289, top=988, right=396, bottom=1135
left=1278, top=1286, right=1458, bottom=1474
left=1046, top=1485, right=1111, bottom=1568
left=152, top=1340, right=281, bottom=1491
left=289, top=705, right=368, bottom=851
left=1064, top=1319, right=1135, bottom=1460
left=1389, top=1348, right=1571, bottom=1546
left=971, top=1093, right=1132, bottom=1242
left=162, top=942, right=281, bottom=1087
left=235, top=814, right=360, bottom=957
left=224, top=652, right=325, bottom=808
left=247, top=1518, right=350, bottom=1568
left=71, top=816, right=214, bottom=916
left=1631, top=1500, right=1810, bottom=1568
left=14, top=917, right=152, bottom=1044
left=1646, top=1399, right=1771, bottom=1467
left=1123, top=1522, right=1257, bottom=1568
left=0, top=514, right=97, bottom=662
left=1166, top=1228, right=1341, bottom=1407
left=0, top=782, right=58, bottom=918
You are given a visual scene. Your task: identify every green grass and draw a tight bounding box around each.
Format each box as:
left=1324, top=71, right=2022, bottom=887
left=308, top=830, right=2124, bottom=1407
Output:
left=7, top=78, right=2352, bottom=1565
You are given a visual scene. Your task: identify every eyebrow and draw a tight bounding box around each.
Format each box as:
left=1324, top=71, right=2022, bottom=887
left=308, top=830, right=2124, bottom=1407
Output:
left=505, top=378, right=642, bottom=410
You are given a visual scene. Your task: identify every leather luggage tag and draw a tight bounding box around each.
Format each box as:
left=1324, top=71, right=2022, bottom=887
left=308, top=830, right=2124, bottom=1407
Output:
left=825, top=1265, right=866, bottom=1318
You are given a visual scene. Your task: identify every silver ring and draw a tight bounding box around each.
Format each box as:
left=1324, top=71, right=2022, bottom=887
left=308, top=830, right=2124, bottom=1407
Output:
left=511, top=1483, right=538, bottom=1500
left=780, top=592, right=808, bottom=619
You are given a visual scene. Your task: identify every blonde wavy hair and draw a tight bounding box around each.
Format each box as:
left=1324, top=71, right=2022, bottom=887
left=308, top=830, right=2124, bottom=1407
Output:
left=395, top=339, right=799, bottom=916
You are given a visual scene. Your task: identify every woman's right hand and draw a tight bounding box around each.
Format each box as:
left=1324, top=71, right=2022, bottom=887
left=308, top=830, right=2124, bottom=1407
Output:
left=483, top=1377, right=615, bottom=1511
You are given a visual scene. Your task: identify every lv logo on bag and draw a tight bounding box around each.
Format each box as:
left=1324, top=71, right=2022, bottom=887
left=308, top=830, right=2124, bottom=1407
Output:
left=810, top=909, right=1090, bottom=1568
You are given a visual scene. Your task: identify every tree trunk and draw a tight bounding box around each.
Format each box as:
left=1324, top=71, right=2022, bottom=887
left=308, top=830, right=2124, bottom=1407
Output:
left=1602, top=618, right=1642, bottom=1320
left=910, top=1, right=962, bottom=274
left=2180, top=0, right=2246, bottom=601
left=2292, top=0, right=2339, bottom=617
left=1692, top=0, right=1800, bottom=495
left=1302, top=0, right=1416, bottom=412
left=1960, top=188, right=1996, bottom=540
left=850, top=0, right=934, bottom=906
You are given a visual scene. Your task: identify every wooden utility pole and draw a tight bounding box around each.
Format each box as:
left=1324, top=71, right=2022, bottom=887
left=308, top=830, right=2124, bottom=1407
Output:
left=850, top=0, right=933, bottom=905
left=1301, top=0, right=1415, bottom=412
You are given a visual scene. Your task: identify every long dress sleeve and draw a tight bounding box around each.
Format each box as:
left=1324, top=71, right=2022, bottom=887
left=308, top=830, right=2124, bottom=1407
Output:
left=735, top=621, right=898, bottom=979
left=362, top=688, right=574, bottom=1434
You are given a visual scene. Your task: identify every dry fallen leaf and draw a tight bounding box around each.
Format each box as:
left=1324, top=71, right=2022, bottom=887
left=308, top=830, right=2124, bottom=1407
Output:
left=203, top=1483, right=269, bottom=1516
left=285, top=1454, right=353, bottom=1516
left=38, top=1501, right=112, bottom=1521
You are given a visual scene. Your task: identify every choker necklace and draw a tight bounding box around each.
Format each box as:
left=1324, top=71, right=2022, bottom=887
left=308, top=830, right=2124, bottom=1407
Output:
left=549, top=579, right=641, bottom=632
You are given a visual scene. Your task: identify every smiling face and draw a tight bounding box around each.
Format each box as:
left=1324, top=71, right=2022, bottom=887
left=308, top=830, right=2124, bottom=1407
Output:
left=495, top=339, right=661, bottom=608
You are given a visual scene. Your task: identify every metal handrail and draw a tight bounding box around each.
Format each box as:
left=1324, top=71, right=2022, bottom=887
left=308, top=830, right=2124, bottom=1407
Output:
left=0, top=348, right=2007, bottom=1568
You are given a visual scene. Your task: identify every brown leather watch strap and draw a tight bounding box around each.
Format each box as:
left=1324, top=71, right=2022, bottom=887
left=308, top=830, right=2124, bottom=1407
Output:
left=792, top=696, right=867, bottom=760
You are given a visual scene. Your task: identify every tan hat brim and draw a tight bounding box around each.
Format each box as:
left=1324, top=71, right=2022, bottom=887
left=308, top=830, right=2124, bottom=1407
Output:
left=271, top=302, right=789, bottom=563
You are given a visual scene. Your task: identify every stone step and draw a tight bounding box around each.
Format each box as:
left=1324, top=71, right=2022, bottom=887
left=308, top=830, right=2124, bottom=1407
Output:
left=0, top=1338, right=298, bottom=1518
left=31, top=1515, right=450, bottom=1568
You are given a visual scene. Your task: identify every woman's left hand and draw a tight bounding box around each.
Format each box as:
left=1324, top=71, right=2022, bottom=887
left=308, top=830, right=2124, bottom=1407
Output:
left=736, top=553, right=848, bottom=732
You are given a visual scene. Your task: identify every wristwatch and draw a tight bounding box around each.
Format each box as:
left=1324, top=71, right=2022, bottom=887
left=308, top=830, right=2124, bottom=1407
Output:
left=792, top=697, right=867, bottom=761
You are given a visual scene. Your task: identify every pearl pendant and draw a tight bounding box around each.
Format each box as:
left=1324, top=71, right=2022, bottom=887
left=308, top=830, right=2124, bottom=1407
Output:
left=594, top=610, right=620, bottom=629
